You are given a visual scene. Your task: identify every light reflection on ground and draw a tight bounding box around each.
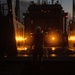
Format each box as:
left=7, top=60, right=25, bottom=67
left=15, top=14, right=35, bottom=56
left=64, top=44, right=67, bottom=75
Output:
left=50, top=54, right=57, bottom=57
left=18, top=54, right=29, bottom=57
left=69, top=54, right=75, bottom=57
left=17, top=47, right=75, bottom=58
left=68, top=47, right=75, bottom=51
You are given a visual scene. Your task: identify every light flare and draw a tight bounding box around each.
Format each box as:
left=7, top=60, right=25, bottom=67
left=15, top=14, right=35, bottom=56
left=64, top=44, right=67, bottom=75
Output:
left=51, top=47, right=56, bottom=51
left=16, top=37, right=25, bottom=41
left=68, top=36, right=75, bottom=41
left=24, top=38, right=27, bottom=41
left=52, top=37, right=55, bottom=40
left=50, top=54, right=57, bottom=57
left=25, top=47, right=27, bottom=50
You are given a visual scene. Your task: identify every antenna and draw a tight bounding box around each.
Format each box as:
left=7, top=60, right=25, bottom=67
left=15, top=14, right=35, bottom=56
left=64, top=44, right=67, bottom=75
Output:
left=73, top=0, right=75, bottom=21
left=37, top=0, right=40, bottom=4
left=42, top=0, right=48, bottom=4
left=52, top=0, right=54, bottom=4
left=15, top=0, right=20, bottom=21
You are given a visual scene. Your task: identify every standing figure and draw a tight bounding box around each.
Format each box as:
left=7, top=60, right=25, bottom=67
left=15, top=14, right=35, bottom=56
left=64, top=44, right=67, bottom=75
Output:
left=32, top=26, right=44, bottom=62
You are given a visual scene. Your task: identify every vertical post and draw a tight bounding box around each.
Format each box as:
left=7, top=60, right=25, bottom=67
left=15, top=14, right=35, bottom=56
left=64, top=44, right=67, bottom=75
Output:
left=15, top=0, right=20, bottom=21
left=42, top=0, right=48, bottom=4
left=37, top=0, right=40, bottom=4
left=52, top=0, right=54, bottom=5
left=63, top=14, right=68, bottom=47
left=73, top=0, right=75, bottom=21
left=0, top=2, right=4, bottom=58
left=7, top=0, right=17, bottom=57
left=64, top=16, right=67, bottom=34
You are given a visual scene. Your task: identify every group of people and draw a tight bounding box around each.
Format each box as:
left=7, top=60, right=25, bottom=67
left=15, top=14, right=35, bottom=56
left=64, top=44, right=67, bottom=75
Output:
left=31, top=26, right=44, bottom=62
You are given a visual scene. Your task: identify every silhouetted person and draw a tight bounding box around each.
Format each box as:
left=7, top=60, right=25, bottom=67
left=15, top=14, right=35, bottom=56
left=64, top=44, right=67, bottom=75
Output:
left=32, top=26, right=44, bottom=62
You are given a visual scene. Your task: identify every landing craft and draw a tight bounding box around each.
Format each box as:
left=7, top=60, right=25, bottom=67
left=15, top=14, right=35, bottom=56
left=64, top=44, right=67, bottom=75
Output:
left=23, top=0, right=68, bottom=47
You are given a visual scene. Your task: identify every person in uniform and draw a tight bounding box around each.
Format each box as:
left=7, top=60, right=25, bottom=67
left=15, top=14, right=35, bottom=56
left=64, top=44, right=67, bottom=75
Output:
left=32, top=26, right=44, bottom=62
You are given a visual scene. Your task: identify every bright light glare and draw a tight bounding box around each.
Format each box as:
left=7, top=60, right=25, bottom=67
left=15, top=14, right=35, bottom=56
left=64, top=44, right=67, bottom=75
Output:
left=24, top=38, right=27, bottom=40
left=17, top=47, right=25, bottom=51
left=16, top=37, right=25, bottom=41
left=46, top=32, right=61, bottom=45
left=18, top=54, right=29, bottom=57
left=25, top=47, right=27, bottom=50
left=52, top=37, right=55, bottom=40
left=69, top=36, right=75, bottom=41
left=52, top=47, right=56, bottom=51
left=50, top=54, right=57, bottom=57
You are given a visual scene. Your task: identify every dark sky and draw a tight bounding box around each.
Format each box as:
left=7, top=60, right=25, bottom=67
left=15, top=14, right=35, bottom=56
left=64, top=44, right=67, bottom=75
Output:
left=1, top=0, right=72, bottom=17
left=20, top=0, right=72, bottom=17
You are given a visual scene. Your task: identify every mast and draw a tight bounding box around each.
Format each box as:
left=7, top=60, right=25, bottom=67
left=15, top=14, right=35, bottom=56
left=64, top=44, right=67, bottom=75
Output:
left=7, top=0, right=17, bottom=56
left=15, top=0, right=20, bottom=21
left=42, top=0, right=48, bottom=4
left=37, top=0, right=40, bottom=4
left=73, top=0, right=75, bottom=21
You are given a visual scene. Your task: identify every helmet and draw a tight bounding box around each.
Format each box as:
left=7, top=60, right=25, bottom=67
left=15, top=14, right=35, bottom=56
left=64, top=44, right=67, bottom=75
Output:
left=36, top=26, right=41, bottom=30
left=35, top=26, right=41, bottom=33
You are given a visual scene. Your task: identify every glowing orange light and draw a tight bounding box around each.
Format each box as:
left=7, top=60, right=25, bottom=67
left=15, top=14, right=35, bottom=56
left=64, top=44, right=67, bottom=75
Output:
left=17, top=47, right=25, bottom=51
left=16, top=37, right=25, bottom=41
left=50, top=54, right=57, bottom=57
left=23, top=54, right=29, bottom=57
left=69, top=36, right=75, bottom=41
left=24, top=38, right=27, bottom=41
left=52, top=37, right=55, bottom=40
left=47, top=31, right=60, bottom=45
left=25, top=47, right=27, bottom=50
left=52, top=47, right=56, bottom=51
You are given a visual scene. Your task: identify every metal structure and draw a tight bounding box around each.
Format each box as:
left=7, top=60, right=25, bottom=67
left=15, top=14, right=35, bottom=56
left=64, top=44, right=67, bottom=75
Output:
left=15, top=0, right=20, bottom=21
left=8, top=0, right=25, bottom=51
left=0, top=0, right=25, bottom=57
left=42, top=0, right=48, bottom=4
left=0, top=0, right=17, bottom=57
left=23, top=1, right=68, bottom=47
left=73, top=0, right=75, bottom=21
left=68, top=0, right=75, bottom=50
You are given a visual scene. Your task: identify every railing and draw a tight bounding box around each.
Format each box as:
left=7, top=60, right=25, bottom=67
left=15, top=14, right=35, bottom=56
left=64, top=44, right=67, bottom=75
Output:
left=13, top=19, right=25, bottom=51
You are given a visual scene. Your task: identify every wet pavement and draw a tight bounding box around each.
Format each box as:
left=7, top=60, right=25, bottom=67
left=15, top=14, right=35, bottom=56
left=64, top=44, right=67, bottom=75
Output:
left=1, top=47, right=75, bottom=75
left=0, top=56, right=75, bottom=75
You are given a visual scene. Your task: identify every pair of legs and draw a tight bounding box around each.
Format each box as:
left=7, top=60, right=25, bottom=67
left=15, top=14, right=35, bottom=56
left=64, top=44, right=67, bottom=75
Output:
left=33, top=47, right=43, bottom=62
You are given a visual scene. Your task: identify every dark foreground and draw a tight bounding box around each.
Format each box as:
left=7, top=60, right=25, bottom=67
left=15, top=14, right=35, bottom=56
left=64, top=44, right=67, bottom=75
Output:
left=0, top=56, right=75, bottom=75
